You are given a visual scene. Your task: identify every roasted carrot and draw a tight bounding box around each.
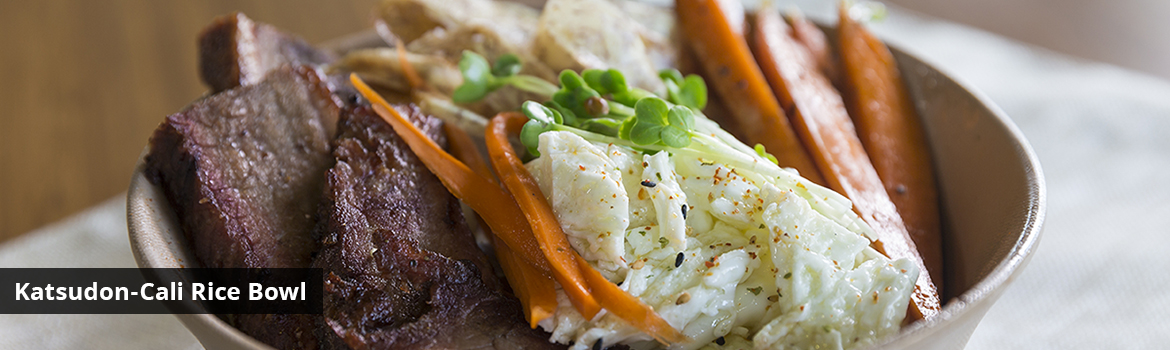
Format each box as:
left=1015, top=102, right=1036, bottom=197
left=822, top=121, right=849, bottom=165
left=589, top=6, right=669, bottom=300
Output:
left=485, top=112, right=602, bottom=320
left=487, top=112, right=685, bottom=344
left=576, top=254, right=689, bottom=345
left=676, top=0, right=825, bottom=185
left=444, top=122, right=557, bottom=328
left=783, top=10, right=837, bottom=83
left=751, top=8, right=940, bottom=320
left=351, top=74, right=602, bottom=319
left=837, top=6, right=944, bottom=294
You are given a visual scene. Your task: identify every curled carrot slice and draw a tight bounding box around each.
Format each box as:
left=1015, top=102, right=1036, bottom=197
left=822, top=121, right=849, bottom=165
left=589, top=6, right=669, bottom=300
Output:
left=486, top=112, right=685, bottom=345
left=485, top=113, right=602, bottom=320
left=444, top=122, right=557, bottom=328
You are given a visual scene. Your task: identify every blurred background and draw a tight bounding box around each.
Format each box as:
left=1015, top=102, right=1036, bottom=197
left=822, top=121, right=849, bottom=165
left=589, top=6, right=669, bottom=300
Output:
left=0, top=0, right=1164, bottom=243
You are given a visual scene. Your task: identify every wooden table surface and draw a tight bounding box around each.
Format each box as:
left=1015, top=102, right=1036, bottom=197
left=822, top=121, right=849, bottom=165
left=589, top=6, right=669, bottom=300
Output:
left=0, top=0, right=378, bottom=242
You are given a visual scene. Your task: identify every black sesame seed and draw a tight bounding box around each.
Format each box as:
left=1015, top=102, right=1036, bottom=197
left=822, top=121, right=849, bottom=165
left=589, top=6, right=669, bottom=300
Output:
left=681, top=204, right=688, bottom=219
left=675, top=252, right=685, bottom=267
left=592, top=338, right=603, bottom=350
left=715, top=336, right=726, bottom=345
left=641, top=180, right=657, bottom=187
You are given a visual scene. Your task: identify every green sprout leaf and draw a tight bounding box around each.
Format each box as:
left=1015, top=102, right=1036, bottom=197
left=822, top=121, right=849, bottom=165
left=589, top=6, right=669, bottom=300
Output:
left=523, top=100, right=561, bottom=125
left=553, top=70, right=604, bottom=119
left=678, top=75, right=708, bottom=110
left=660, top=68, right=708, bottom=110
left=520, top=101, right=564, bottom=156
left=635, top=97, right=670, bottom=126
left=619, top=115, right=637, bottom=140
left=492, top=53, right=522, bottom=77
left=627, top=97, right=694, bottom=146
left=630, top=123, right=664, bottom=145
left=612, top=87, right=656, bottom=107
left=452, top=83, right=487, bottom=104
left=453, top=51, right=558, bottom=103
left=461, top=51, right=492, bottom=85
left=668, top=105, right=695, bottom=130
left=584, top=68, right=628, bottom=95
left=543, top=100, right=577, bottom=126
left=580, top=117, right=622, bottom=136
left=661, top=106, right=695, bottom=147
left=659, top=69, right=685, bottom=85
left=754, top=144, right=780, bottom=165
left=660, top=125, right=690, bottom=148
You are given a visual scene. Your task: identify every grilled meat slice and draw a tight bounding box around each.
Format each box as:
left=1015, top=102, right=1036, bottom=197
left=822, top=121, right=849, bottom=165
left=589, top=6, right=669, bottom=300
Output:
left=199, top=12, right=337, bottom=93
left=314, top=104, right=561, bottom=349
left=145, top=65, right=341, bottom=349
left=145, top=65, right=339, bottom=270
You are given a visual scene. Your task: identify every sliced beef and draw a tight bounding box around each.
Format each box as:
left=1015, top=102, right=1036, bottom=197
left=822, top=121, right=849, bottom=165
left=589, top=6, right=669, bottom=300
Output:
left=145, top=65, right=341, bottom=349
left=146, top=65, right=339, bottom=269
left=199, top=12, right=337, bottom=93
left=314, top=104, right=561, bottom=349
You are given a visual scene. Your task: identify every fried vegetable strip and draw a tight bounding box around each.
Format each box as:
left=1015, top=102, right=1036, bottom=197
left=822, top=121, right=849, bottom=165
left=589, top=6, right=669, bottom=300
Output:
left=489, top=112, right=685, bottom=345
left=351, top=74, right=601, bottom=318
left=676, top=0, right=824, bottom=185
left=837, top=6, right=944, bottom=294
left=445, top=122, right=558, bottom=328
left=751, top=7, right=940, bottom=320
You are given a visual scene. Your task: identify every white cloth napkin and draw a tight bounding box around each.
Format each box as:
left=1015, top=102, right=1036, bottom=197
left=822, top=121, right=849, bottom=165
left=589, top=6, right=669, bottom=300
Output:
left=0, top=196, right=201, bottom=349
left=2, top=5, right=1168, bottom=349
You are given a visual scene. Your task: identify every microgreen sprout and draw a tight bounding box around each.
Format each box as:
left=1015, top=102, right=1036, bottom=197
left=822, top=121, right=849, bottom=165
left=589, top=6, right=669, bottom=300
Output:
left=456, top=51, right=715, bottom=153
left=659, top=68, right=708, bottom=111
left=452, top=51, right=558, bottom=103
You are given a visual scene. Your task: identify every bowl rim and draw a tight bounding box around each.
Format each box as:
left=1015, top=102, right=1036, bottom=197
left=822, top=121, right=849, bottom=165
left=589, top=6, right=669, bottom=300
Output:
left=125, top=29, right=1046, bottom=350
left=870, top=41, right=1047, bottom=349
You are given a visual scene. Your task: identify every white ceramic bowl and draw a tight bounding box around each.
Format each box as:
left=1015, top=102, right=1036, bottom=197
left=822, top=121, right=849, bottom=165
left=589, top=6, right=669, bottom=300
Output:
left=126, top=34, right=1045, bottom=350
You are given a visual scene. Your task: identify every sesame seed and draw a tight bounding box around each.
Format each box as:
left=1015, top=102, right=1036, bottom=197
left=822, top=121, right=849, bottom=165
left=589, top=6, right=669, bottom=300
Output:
left=675, top=252, right=685, bottom=267
left=640, top=180, right=657, bottom=187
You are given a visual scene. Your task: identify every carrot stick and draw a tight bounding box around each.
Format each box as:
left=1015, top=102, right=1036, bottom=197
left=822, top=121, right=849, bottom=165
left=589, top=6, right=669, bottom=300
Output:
left=444, top=122, right=557, bottom=328
left=486, top=112, right=685, bottom=344
left=751, top=7, right=940, bottom=320
left=676, top=0, right=825, bottom=185
left=837, top=6, right=944, bottom=297
left=576, top=254, right=688, bottom=345
left=485, top=112, right=602, bottom=320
